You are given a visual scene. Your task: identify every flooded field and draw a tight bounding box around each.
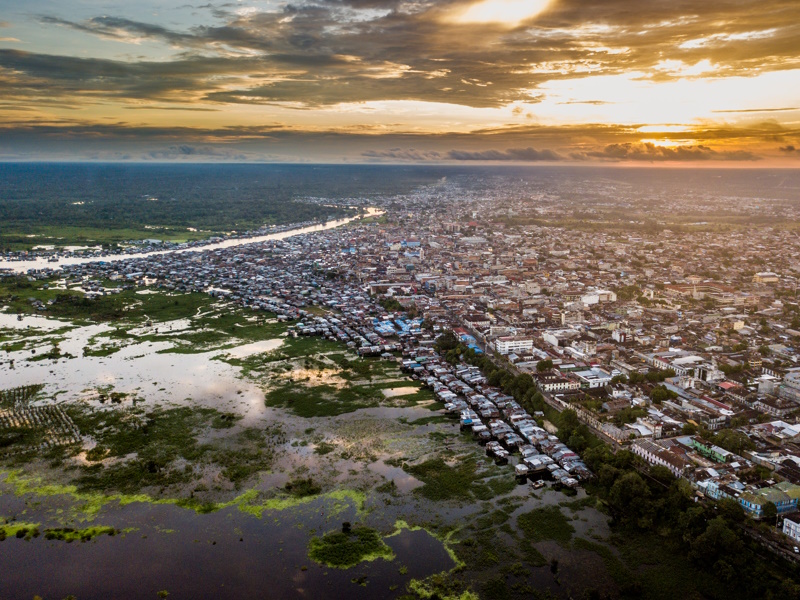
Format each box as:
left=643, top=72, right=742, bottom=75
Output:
left=0, top=293, right=630, bottom=600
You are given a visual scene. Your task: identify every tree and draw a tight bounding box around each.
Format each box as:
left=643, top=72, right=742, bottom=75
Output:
left=689, top=517, right=742, bottom=565
left=559, top=409, right=580, bottom=433
left=763, top=501, right=778, bottom=523
left=536, top=359, right=553, bottom=372
left=628, top=371, right=645, bottom=385
left=730, top=414, right=749, bottom=428
left=651, top=385, right=677, bottom=405
left=714, top=429, right=755, bottom=455
left=609, top=471, right=651, bottom=524
left=682, top=422, right=698, bottom=435
left=717, top=498, right=745, bottom=524
left=434, top=330, right=459, bottom=353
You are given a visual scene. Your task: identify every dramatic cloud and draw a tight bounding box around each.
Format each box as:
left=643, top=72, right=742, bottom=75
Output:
left=0, top=0, right=798, bottom=161
left=573, top=143, right=760, bottom=162
left=362, top=149, right=443, bottom=161
left=446, top=148, right=563, bottom=161
left=144, top=144, right=250, bottom=160
left=18, top=1, right=800, bottom=108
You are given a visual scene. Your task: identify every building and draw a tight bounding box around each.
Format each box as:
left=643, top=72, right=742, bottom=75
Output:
left=739, top=487, right=796, bottom=519
left=753, top=272, right=780, bottom=284
left=779, top=370, right=800, bottom=405
left=631, top=439, right=691, bottom=477
left=689, top=438, right=734, bottom=463
left=533, top=373, right=580, bottom=393
left=573, top=367, right=613, bottom=389
left=754, top=395, right=797, bottom=418
left=494, top=336, right=534, bottom=355
left=783, top=517, right=800, bottom=542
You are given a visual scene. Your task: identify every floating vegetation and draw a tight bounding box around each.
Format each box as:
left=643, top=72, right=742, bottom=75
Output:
left=405, top=457, right=509, bottom=502
left=517, top=505, right=575, bottom=545
left=2, top=470, right=367, bottom=522
left=407, top=573, right=479, bottom=600
left=308, top=525, right=394, bottom=569
left=42, top=526, right=123, bottom=543
left=284, top=477, right=322, bottom=498
left=0, top=521, right=40, bottom=541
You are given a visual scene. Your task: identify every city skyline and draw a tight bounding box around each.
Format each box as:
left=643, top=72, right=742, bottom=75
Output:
left=1, top=0, right=799, bottom=164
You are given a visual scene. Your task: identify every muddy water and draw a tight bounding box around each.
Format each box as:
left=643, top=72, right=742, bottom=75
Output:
left=0, top=492, right=454, bottom=600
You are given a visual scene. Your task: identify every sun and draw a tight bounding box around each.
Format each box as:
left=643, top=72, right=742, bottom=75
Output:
left=451, top=0, right=552, bottom=26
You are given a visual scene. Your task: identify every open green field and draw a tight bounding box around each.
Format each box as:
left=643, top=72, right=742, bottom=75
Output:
left=0, top=225, right=216, bottom=252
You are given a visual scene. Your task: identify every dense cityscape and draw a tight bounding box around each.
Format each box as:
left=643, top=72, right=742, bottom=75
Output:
left=4, top=171, right=800, bottom=599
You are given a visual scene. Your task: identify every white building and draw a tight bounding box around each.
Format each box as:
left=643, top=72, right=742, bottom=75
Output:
left=495, top=336, right=534, bottom=355
left=581, top=289, right=617, bottom=305
left=574, top=367, right=612, bottom=389
left=783, top=517, right=800, bottom=542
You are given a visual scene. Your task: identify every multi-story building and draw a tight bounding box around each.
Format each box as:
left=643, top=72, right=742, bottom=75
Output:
left=494, top=336, right=534, bottom=355
left=631, top=439, right=691, bottom=477
left=783, top=517, right=800, bottom=542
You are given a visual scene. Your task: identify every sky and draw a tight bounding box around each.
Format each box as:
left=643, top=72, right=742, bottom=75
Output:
left=0, top=0, right=799, bottom=164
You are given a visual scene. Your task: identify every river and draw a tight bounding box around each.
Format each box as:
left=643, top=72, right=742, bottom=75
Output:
left=0, top=207, right=383, bottom=274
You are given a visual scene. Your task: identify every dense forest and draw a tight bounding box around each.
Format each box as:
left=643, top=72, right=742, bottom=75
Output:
left=0, top=163, right=442, bottom=248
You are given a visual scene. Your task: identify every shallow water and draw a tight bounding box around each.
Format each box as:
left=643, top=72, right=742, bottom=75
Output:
left=222, top=339, right=285, bottom=359
left=0, top=312, right=73, bottom=331
left=0, top=314, right=273, bottom=423
left=0, top=492, right=454, bottom=600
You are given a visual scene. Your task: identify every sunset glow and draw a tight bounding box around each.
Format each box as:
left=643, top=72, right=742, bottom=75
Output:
left=451, top=0, right=551, bottom=26
left=0, top=0, right=798, bottom=164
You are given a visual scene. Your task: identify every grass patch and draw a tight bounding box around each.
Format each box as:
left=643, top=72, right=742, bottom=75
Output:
left=517, top=506, right=575, bottom=545
left=404, top=415, right=451, bottom=427
left=572, top=537, right=634, bottom=589
left=63, top=405, right=285, bottom=493
left=308, top=526, right=394, bottom=569
left=558, top=496, right=597, bottom=512
left=284, top=477, right=322, bottom=498
left=315, top=441, right=336, bottom=455
left=43, top=526, right=121, bottom=543
left=265, top=381, right=380, bottom=418
left=0, top=276, right=214, bottom=323
left=405, top=457, right=494, bottom=502
left=473, top=476, right=517, bottom=501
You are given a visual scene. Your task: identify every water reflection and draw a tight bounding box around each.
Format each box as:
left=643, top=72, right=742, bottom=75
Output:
left=0, top=494, right=454, bottom=600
